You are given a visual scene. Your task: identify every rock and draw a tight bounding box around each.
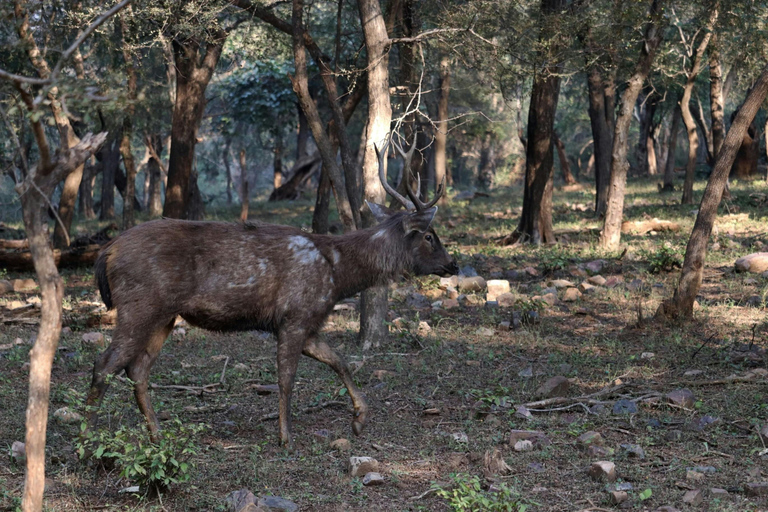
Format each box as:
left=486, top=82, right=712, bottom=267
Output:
left=417, top=321, right=431, bottom=335
left=735, top=253, right=768, bottom=273
left=6, top=300, right=26, bottom=310
left=587, top=275, right=607, bottom=286
left=586, top=260, right=606, bottom=275
left=362, top=472, right=384, bottom=486
left=540, top=292, right=558, bottom=306
left=590, top=404, right=608, bottom=416
left=475, top=327, right=494, bottom=337
left=588, top=461, right=617, bottom=482
left=81, top=332, right=106, bottom=347
left=576, top=431, right=604, bottom=449
left=233, top=363, right=249, bottom=372
left=486, top=280, right=510, bottom=301
left=514, top=440, right=534, bottom=452
left=687, top=466, right=717, bottom=474
left=641, top=352, right=655, bottom=359
left=515, top=406, right=533, bottom=420
left=745, top=483, right=768, bottom=497
left=451, top=432, right=468, bottom=444
left=684, top=369, right=703, bottom=377
left=407, top=293, right=432, bottom=309
left=710, top=488, right=727, bottom=495
left=605, top=276, right=624, bottom=288
left=257, top=496, right=299, bottom=512
left=424, top=289, right=443, bottom=300
left=459, top=265, right=478, bottom=277
left=11, top=441, right=25, bottom=463
left=458, top=294, right=485, bottom=307
left=313, top=429, right=330, bottom=443
left=523, top=266, right=539, bottom=277
left=612, top=399, right=638, bottom=415
left=541, top=286, right=557, bottom=295
left=445, top=287, right=459, bottom=299
left=587, top=445, right=614, bottom=458
left=330, top=439, right=351, bottom=451
left=349, top=457, right=379, bottom=477
left=610, top=491, right=628, bottom=505
left=458, top=276, right=486, bottom=293
left=0, top=280, right=12, bottom=295
left=686, top=470, right=705, bottom=482
left=496, top=292, right=516, bottom=307
left=562, top=288, right=582, bottom=302
left=442, top=298, right=460, bottom=309
left=508, top=430, right=546, bottom=445
left=667, top=388, right=696, bottom=408
left=549, top=279, right=575, bottom=289
left=226, top=489, right=260, bottom=512
left=620, top=444, right=645, bottom=459
left=497, top=320, right=511, bottom=330
left=12, top=278, right=37, bottom=291
left=578, top=282, right=595, bottom=294
left=439, top=276, right=459, bottom=289
left=746, top=295, right=764, bottom=307
left=687, top=414, right=719, bottom=431
left=536, top=376, right=570, bottom=398
left=626, top=278, right=643, bottom=291
left=53, top=406, right=83, bottom=425
left=682, top=489, right=703, bottom=506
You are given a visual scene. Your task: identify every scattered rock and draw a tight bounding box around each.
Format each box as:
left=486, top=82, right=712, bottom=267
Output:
left=257, top=496, right=299, bottom=512
left=439, top=276, right=459, bottom=289
left=549, top=279, right=575, bottom=289
left=486, top=280, right=510, bottom=301
left=496, top=292, right=516, bottom=307
left=523, top=266, right=539, bottom=277
left=562, top=287, right=582, bottom=302
left=710, top=488, right=727, bottom=495
left=612, top=399, right=638, bottom=415
left=312, top=429, right=330, bottom=443
left=53, top=406, right=83, bottom=425
left=81, top=332, right=105, bottom=347
left=424, top=288, right=443, bottom=300
left=417, top=321, right=431, bottom=335
left=578, top=282, right=595, bottom=294
left=536, top=376, right=570, bottom=398
left=667, top=388, right=696, bottom=408
left=626, top=278, right=643, bottom=291
left=362, top=472, right=384, bottom=486
left=682, top=489, right=703, bottom=506
left=610, top=490, right=628, bottom=505
left=508, top=430, right=546, bottom=446
left=226, top=489, right=260, bottom=512
left=587, top=275, right=607, bottom=286
left=588, top=461, right=617, bottom=482
left=684, top=369, right=703, bottom=377
left=514, top=440, right=534, bottom=452
left=330, top=438, right=351, bottom=451
left=458, top=276, right=486, bottom=293
left=451, top=432, right=468, bottom=444
left=745, top=482, right=768, bottom=497
left=475, top=327, right=494, bottom=337
left=515, top=406, right=533, bottom=421
left=407, top=293, right=432, bottom=309
left=0, top=280, right=13, bottom=295
left=445, top=287, right=459, bottom=299
left=587, top=445, right=614, bottom=458
left=687, top=414, right=719, bottom=431
left=586, top=260, right=606, bottom=274
left=540, top=292, right=558, bottom=306
left=11, top=441, right=25, bottom=464
left=687, top=466, right=717, bottom=474
left=735, top=253, right=768, bottom=273
left=459, top=265, right=478, bottom=277
left=442, top=298, right=460, bottom=309
left=620, top=444, right=645, bottom=459
left=687, top=470, right=705, bottom=482
left=12, top=278, right=37, bottom=292
left=590, top=403, right=608, bottom=416
left=349, top=457, right=379, bottom=477
left=605, top=276, right=624, bottom=288
left=576, top=431, right=604, bottom=449
left=641, top=352, right=655, bottom=359
left=746, top=295, right=764, bottom=307
left=497, top=320, right=511, bottom=330
left=458, top=294, right=485, bottom=307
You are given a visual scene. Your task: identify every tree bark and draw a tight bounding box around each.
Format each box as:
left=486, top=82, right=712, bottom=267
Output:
left=99, top=131, right=121, bottom=220
left=554, top=133, right=577, bottom=184
left=273, top=134, right=283, bottom=190
left=223, top=141, right=233, bottom=205
left=119, top=13, right=138, bottom=230
left=78, top=162, right=96, bottom=220
left=435, top=56, right=451, bottom=190
left=599, top=0, right=664, bottom=250
left=146, top=134, right=164, bottom=217
left=163, top=35, right=225, bottom=219
left=586, top=66, right=614, bottom=216
left=709, top=33, right=725, bottom=159
left=239, top=148, right=249, bottom=221
left=357, top=0, right=392, bottom=350
left=662, top=104, right=681, bottom=191
left=657, top=64, right=768, bottom=320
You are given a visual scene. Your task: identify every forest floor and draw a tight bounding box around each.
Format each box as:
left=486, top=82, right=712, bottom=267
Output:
left=2, top=175, right=768, bottom=512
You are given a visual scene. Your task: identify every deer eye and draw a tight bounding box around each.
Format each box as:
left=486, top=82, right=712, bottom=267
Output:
left=424, top=234, right=433, bottom=243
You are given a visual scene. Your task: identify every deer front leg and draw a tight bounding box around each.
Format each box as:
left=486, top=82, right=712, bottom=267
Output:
left=302, top=337, right=368, bottom=436
left=276, top=327, right=305, bottom=449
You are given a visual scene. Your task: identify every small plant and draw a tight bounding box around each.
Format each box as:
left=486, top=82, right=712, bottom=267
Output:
left=432, top=473, right=531, bottom=512
left=644, top=244, right=682, bottom=273
left=77, top=419, right=205, bottom=494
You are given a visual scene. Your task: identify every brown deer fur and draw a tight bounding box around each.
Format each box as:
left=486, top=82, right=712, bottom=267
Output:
left=85, top=206, right=457, bottom=447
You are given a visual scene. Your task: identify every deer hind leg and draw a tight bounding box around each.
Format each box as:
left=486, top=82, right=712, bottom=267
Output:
left=126, top=319, right=175, bottom=442
left=276, top=326, right=306, bottom=449
left=302, top=337, right=368, bottom=436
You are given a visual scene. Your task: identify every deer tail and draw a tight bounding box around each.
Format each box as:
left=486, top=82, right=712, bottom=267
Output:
left=94, top=244, right=113, bottom=310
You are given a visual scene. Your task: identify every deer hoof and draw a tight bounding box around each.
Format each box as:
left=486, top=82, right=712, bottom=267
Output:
left=351, top=409, right=368, bottom=436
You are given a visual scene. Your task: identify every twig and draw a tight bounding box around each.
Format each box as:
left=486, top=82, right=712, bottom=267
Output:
left=408, top=487, right=437, bottom=501
left=258, top=400, right=346, bottom=422
left=219, top=356, right=229, bottom=385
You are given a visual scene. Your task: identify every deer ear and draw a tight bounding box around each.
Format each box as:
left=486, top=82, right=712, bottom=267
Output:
left=366, top=201, right=394, bottom=223
left=402, top=206, right=437, bottom=234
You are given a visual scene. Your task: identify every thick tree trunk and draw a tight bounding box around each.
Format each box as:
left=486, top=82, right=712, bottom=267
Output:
left=273, top=134, right=283, bottom=190
left=358, top=0, right=392, bottom=350
left=662, top=104, right=681, bottom=191
left=586, top=66, right=614, bottom=216
left=312, top=165, right=332, bottom=233
left=296, top=105, right=310, bottom=160
left=435, top=56, right=451, bottom=190
left=146, top=134, right=164, bottom=217
left=78, top=162, right=96, bottom=220
left=163, top=36, right=224, bottom=219
left=477, top=131, right=497, bottom=190
left=731, top=121, right=759, bottom=178
left=599, top=0, right=663, bottom=250
left=119, top=13, right=138, bottom=229
left=239, top=148, right=249, bottom=222
left=554, top=133, right=577, bottom=184
left=99, top=133, right=121, bottom=220
left=709, top=34, right=725, bottom=159
left=636, top=89, right=657, bottom=176
left=657, top=64, right=768, bottom=320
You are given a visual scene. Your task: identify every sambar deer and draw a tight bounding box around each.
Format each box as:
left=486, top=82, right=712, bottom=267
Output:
left=84, top=134, right=457, bottom=448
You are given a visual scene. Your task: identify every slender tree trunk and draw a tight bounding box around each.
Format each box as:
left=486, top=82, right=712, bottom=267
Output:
left=657, top=64, right=768, bottom=319
left=239, top=148, right=249, bottom=222
left=586, top=66, right=614, bottom=216
left=78, top=162, right=96, bottom=219
left=163, top=35, right=225, bottom=219
left=99, top=133, right=121, bottom=220
left=273, top=134, right=283, bottom=190
left=599, top=0, right=664, bottom=250
left=296, top=105, right=310, bottom=160
left=146, top=134, right=164, bottom=217
left=223, top=140, right=233, bottom=205
left=709, top=34, right=725, bottom=159
left=663, top=104, right=681, bottom=191
left=357, top=0, right=392, bottom=350
left=554, top=133, right=577, bottom=184
left=119, top=12, right=138, bottom=229
left=312, top=166, right=332, bottom=233
left=435, top=56, right=451, bottom=190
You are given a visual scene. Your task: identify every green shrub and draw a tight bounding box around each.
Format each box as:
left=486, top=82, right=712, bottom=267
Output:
left=644, top=244, right=682, bottom=273
left=432, top=473, right=531, bottom=512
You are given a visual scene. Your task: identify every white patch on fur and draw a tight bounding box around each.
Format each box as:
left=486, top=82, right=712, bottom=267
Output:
left=332, top=249, right=341, bottom=265
left=227, top=276, right=256, bottom=288
left=371, top=229, right=386, bottom=240
left=288, top=235, right=321, bottom=265
left=257, top=258, right=268, bottom=274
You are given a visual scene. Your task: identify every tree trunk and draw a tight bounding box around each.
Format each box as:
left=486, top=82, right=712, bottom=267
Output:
left=554, top=133, right=577, bottom=184
left=78, top=162, right=96, bottom=220
left=357, top=0, right=392, bottom=350
left=599, top=0, right=664, bottom=250
left=273, top=134, right=283, bottom=190
left=731, top=121, right=758, bottom=178
left=709, top=33, right=725, bottom=159
left=99, top=133, right=121, bottom=220
left=296, top=105, right=310, bottom=160
left=312, top=165, right=332, bottom=234
left=477, top=131, right=497, bottom=190
left=146, top=134, right=164, bottom=217
left=185, top=169, right=205, bottom=220
left=239, top=148, right=249, bottom=222
left=586, top=66, right=614, bottom=216
left=435, top=56, right=451, bottom=190
left=163, top=35, right=224, bottom=219
left=662, top=104, right=681, bottom=191
left=119, top=12, right=138, bottom=229
left=223, top=140, right=233, bottom=205
left=657, top=64, right=768, bottom=320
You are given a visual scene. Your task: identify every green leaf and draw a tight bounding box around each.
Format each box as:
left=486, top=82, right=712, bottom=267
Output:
left=639, top=488, right=652, bottom=500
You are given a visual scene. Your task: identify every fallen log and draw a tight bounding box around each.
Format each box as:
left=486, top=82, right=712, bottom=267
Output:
left=0, top=244, right=102, bottom=271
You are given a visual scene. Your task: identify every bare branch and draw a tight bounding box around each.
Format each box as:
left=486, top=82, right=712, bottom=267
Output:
left=0, top=102, right=29, bottom=177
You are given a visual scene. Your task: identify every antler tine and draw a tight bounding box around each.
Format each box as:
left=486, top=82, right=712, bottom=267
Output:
left=375, top=135, right=412, bottom=210
left=394, top=130, right=426, bottom=211
left=421, top=174, right=446, bottom=210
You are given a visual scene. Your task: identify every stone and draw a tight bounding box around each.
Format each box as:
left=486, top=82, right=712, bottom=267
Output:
left=11, top=441, right=25, bottom=463
left=641, top=352, right=655, bottom=359
left=612, top=399, right=638, bottom=415
left=540, top=292, right=558, bottom=306
left=0, top=280, right=12, bottom=295
left=515, top=406, right=533, bottom=420
left=417, top=321, right=432, bottom=335
left=451, top=432, right=468, bottom=444
left=687, top=415, right=719, bottom=431
left=407, top=293, right=432, bottom=309
left=496, top=292, right=516, bottom=307
left=486, top=280, right=510, bottom=301
left=610, top=491, right=628, bottom=505
left=687, top=466, right=717, bottom=474
left=586, top=260, right=606, bottom=274
left=605, top=276, right=624, bottom=288
left=362, top=472, right=384, bottom=486
left=330, top=439, right=351, bottom=451
left=312, top=429, right=330, bottom=443
left=620, top=444, right=645, bottom=459
left=590, top=404, right=608, bottom=416
left=549, top=279, right=575, bottom=289
left=541, top=286, right=557, bottom=295
left=682, top=489, right=703, bottom=506
left=475, top=327, right=494, bottom=337
left=12, top=278, right=37, bottom=292
left=439, top=276, right=459, bottom=289
left=81, top=332, right=105, bottom=347
left=667, top=388, right=696, bottom=408
left=458, top=276, right=486, bottom=293
left=459, top=265, right=478, bottom=277
left=710, top=488, right=727, bottom=495
left=514, top=440, right=533, bottom=452
left=578, top=282, right=595, bottom=294
left=257, top=496, right=299, bottom=512
left=746, top=295, right=763, bottom=307
left=536, top=376, right=570, bottom=398
left=588, top=461, right=617, bottom=482
left=523, top=266, right=539, bottom=277
left=587, top=445, right=614, bottom=458
left=576, top=431, right=604, bottom=449
left=424, top=289, right=443, bottom=300
left=587, top=275, right=607, bottom=286
left=445, top=287, right=459, bottom=299
left=226, top=489, right=260, bottom=512
left=53, top=406, right=83, bottom=424
left=735, top=253, right=768, bottom=273
left=745, top=483, right=768, bottom=497
left=562, top=287, right=582, bottom=302
left=684, top=369, right=703, bottom=377
left=458, top=294, right=485, bottom=307
left=686, top=470, right=705, bottom=482
left=508, top=430, right=546, bottom=444
left=349, top=457, right=379, bottom=477
left=442, top=298, right=460, bottom=309
left=497, top=320, right=511, bottom=330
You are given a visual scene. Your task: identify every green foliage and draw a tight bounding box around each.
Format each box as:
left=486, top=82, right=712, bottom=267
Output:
left=77, top=419, right=205, bottom=494
left=539, top=248, right=572, bottom=273
left=643, top=244, right=682, bottom=273
left=432, top=473, right=531, bottom=512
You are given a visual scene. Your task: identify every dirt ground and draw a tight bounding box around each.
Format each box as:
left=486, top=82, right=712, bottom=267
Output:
left=1, top=177, right=768, bottom=511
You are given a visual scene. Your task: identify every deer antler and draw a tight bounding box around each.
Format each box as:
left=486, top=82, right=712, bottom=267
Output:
left=374, top=134, right=413, bottom=210
left=393, top=130, right=445, bottom=211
